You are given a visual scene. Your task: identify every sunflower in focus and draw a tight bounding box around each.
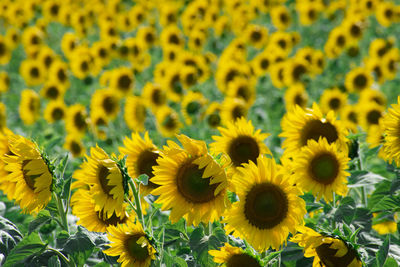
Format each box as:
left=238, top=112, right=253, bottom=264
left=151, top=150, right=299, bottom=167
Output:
left=151, top=135, right=229, bottom=226
left=209, top=243, right=261, bottom=267
left=119, top=132, right=160, bottom=196
left=103, top=219, right=156, bottom=267
left=210, top=118, right=270, bottom=176
left=280, top=103, right=348, bottom=155
left=292, top=138, right=350, bottom=202
left=224, top=156, right=306, bottom=251
left=291, top=226, right=362, bottom=267
left=382, top=96, right=400, bottom=167
left=2, top=134, right=53, bottom=214
left=72, top=146, right=125, bottom=219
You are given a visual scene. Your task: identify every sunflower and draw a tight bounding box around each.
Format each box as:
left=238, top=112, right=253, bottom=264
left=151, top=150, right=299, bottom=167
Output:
left=103, top=219, right=156, bottom=267
left=376, top=2, right=396, bottom=27
left=319, top=88, right=347, bottom=114
left=91, top=89, right=120, bottom=120
left=292, top=138, right=350, bottom=202
left=284, top=84, right=308, bottom=111
left=151, top=135, right=229, bottom=226
left=119, top=132, right=160, bottom=196
left=124, top=96, right=147, bottom=133
left=220, top=98, right=249, bottom=124
left=270, top=61, right=287, bottom=89
left=226, top=77, right=256, bottom=107
left=204, top=102, right=222, bottom=129
left=181, top=91, right=207, bottom=125
left=5, top=27, right=20, bottom=50
left=224, top=156, right=306, bottom=251
left=359, top=102, right=384, bottom=130
left=44, top=101, right=67, bottom=123
left=19, top=89, right=40, bottom=125
left=160, top=25, right=184, bottom=48
left=63, top=135, right=85, bottom=158
left=209, top=243, right=262, bottom=267
left=90, top=110, right=109, bottom=140
left=61, top=32, right=79, bottom=59
left=283, top=58, right=309, bottom=86
left=244, top=24, right=268, bottom=49
left=280, top=103, right=349, bottom=155
left=340, top=105, right=359, bottom=133
left=251, top=51, right=271, bottom=77
left=382, top=96, right=400, bottom=167
left=359, top=88, right=386, bottom=107
left=0, top=103, right=6, bottom=131
left=271, top=6, right=291, bottom=30
left=291, top=226, right=362, bottom=267
left=109, top=67, right=134, bottom=97
left=0, top=129, right=16, bottom=201
left=162, top=64, right=185, bottom=102
left=72, top=146, right=125, bottom=218
left=65, top=104, right=88, bottom=136
left=40, top=81, right=66, bottom=101
left=344, top=67, right=373, bottom=92
left=71, top=189, right=129, bottom=233
left=155, top=106, right=182, bottom=138
left=0, top=72, right=9, bottom=93
left=2, top=134, right=53, bottom=214
left=142, top=82, right=167, bottom=111
left=20, top=60, right=46, bottom=86
left=372, top=213, right=398, bottom=235
left=381, top=48, right=399, bottom=81
left=0, top=36, right=11, bottom=65
left=298, top=2, right=322, bottom=26
left=210, top=117, right=270, bottom=176
left=48, top=60, right=69, bottom=88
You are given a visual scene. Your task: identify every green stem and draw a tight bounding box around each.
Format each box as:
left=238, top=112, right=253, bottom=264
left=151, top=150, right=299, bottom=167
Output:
left=128, top=179, right=145, bottom=228
left=48, top=247, right=73, bottom=267
left=332, top=192, right=337, bottom=230
left=53, top=192, right=69, bottom=233
left=356, top=157, right=368, bottom=206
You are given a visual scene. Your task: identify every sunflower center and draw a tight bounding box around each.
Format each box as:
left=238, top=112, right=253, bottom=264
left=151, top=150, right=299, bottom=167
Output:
left=316, top=241, right=358, bottom=267
left=97, top=210, right=127, bottom=226
left=29, top=98, right=39, bottom=112
left=225, top=70, right=238, bottom=85
left=99, top=48, right=107, bottom=58
left=145, top=32, right=154, bottom=43
left=278, top=39, right=286, bottom=49
left=118, top=75, right=132, bottom=90
left=102, top=96, right=117, bottom=114
left=30, top=67, right=40, bottom=78
left=328, top=98, right=340, bottom=110
left=310, top=153, right=339, bottom=185
left=81, top=61, right=89, bottom=72
left=125, top=235, right=149, bottom=262
left=22, top=160, right=42, bottom=190
left=46, top=86, right=59, bottom=99
left=0, top=43, right=5, bottom=56
left=294, top=94, right=305, bottom=106
left=353, top=74, right=367, bottom=89
left=186, top=101, right=201, bottom=115
left=74, top=112, right=87, bottom=131
left=384, top=9, right=393, bottom=19
left=169, top=34, right=180, bottom=45
left=228, top=136, right=260, bottom=167
left=227, top=253, right=261, bottom=267
left=50, top=4, right=59, bottom=15
left=51, top=107, right=64, bottom=121
left=292, top=64, right=306, bottom=81
left=171, top=75, right=183, bottom=95
left=250, top=31, right=262, bottom=42
left=207, top=113, right=221, bottom=127
left=176, top=162, right=219, bottom=203
left=280, top=13, right=289, bottom=23
left=151, top=89, right=165, bottom=105
left=336, top=35, right=345, bottom=47
left=44, top=55, right=53, bottom=68
left=366, top=110, right=381, bottom=125
left=162, top=114, right=177, bottom=130
left=137, top=150, right=159, bottom=181
left=308, top=9, right=316, bottom=19
left=300, top=120, right=338, bottom=147
left=350, top=24, right=361, bottom=38
left=57, top=69, right=67, bottom=82
left=70, top=141, right=82, bottom=155
left=232, top=106, right=246, bottom=121
left=244, top=183, right=288, bottom=229
left=237, top=86, right=250, bottom=101
left=98, top=165, right=114, bottom=195
left=348, top=112, right=357, bottom=123
left=135, top=104, right=146, bottom=122
left=260, top=58, right=269, bottom=70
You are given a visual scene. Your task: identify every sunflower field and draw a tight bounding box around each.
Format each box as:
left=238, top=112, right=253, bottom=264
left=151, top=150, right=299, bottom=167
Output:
left=2, top=0, right=400, bottom=266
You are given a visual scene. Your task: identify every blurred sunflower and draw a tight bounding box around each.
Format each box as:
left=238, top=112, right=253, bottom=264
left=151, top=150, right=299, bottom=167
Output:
left=224, top=156, right=306, bottom=251
left=120, top=132, right=160, bottom=196
left=181, top=91, right=207, bottom=125
left=209, top=243, right=261, bottom=267
left=284, top=84, right=308, bottom=111
left=142, top=83, right=167, bottom=112
left=103, top=219, right=156, bottom=267
left=109, top=67, right=134, bottom=97
left=226, top=77, right=256, bottom=107
left=382, top=97, right=400, bottom=167
left=91, top=89, right=120, bottom=120
left=20, top=60, right=46, bottom=86
left=372, top=213, right=397, bottom=235
left=155, top=106, right=182, bottom=138
left=341, top=105, right=359, bottom=133
left=72, top=146, right=125, bottom=219
left=19, top=89, right=40, bottom=125
left=319, top=88, right=347, bottom=114
left=63, top=135, right=85, bottom=158
left=292, top=138, right=350, bottom=202
left=359, top=89, right=387, bottom=107
left=40, top=81, right=65, bottom=101
left=244, top=24, right=268, bottom=49
left=65, top=104, right=88, bottom=136
left=271, top=6, right=291, bottom=30
left=48, top=60, right=69, bottom=88
left=220, top=98, right=248, bottom=123
left=44, top=101, right=67, bottom=123
left=0, top=103, right=6, bottom=131
left=124, top=96, right=147, bottom=133
left=2, top=134, right=53, bottom=214
left=291, top=226, right=362, bottom=267
left=0, top=72, right=9, bottom=93
left=0, top=36, right=11, bottom=65
left=90, top=110, right=109, bottom=140
left=344, top=67, right=373, bottom=92
left=151, top=135, right=229, bottom=226
left=204, top=102, right=222, bottom=129
left=0, top=129, right=16, bottom=201
left=210, top=117, right=270, bottom=174
left=359, top=102, right=384, bottom=130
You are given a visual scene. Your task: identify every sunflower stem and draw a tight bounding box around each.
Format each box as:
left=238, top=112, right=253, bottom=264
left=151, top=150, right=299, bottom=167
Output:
left=128, top=179, right=145, bottom=229
left=53, top=192, right=69, bottom=233
left=47, top=247, right=73, bottom=267
left=356, top=157, right=368, bottom=206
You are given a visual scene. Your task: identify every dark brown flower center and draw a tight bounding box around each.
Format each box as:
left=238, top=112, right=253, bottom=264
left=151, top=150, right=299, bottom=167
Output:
left=294, top=94, right=306, bottom=107
left=102, top=96, right=117, bottom=114
left=300, top=119, right=339, bottom=147
left=51, top=107, right=64, bottom=121
left=98, top=164, right=114, bottom=195
left=0, top=42, right=5, bottom=56
left=316, top=241, right=358, bottom=267
left=186, top=101, right=201, bottom=115
left=227, top=253, right=261, bottom=267
left=309, top=152, right=339, bottom=185
left=336, top=35, right=346, bottom=47
left=97, top=209, right=127, bottom=226
left=151, top=89, right=166, bottom=105
left=250, top=30, right=262, bottom=42
left=244, top=183, right=288, bottom=229
left=46, top=86, right=59, bottom=99
left=162, top=113, right=178, bottom=130
left=30, top=67, right=40, bottom=78
left=260, top=58, right=269, bottom=70
left=228, top=136, right=260, bottom=167
left=73, top=111, right=87, bottom=131
left=138, top=150, right=159, bottom=189
left=57, top=69, right=67, bottom=82
left=117, top=74, right=132, bottom=90
left=328, top=98, right=341, bottom=110
left=22, top=160, right=42, bottom=190
left=366, top=110, right=381, bottom=125
left=292, top=64, right=306, bottom=81
left=176, top=162, right=219, bottom=203
left=348, top=112, right=358, bottom=123
left=125, top=235, right=150, bottom=262
left=207, top=113, right=221, bottom=128
left=353, top=74, right=367, bottom=89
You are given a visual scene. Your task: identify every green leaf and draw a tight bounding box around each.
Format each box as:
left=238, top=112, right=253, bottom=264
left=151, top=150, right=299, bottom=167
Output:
left=377, top=235, right=390, bottom=267
left=390, top=178, right=400, bottom=195
left=47, top=255, right=61, bottom=267
left=173, top=257, right=188, bottom=267
left=62, top=226, right=95, bottom=266
left=28, top=210, right=51, bottom=234
left=371, top=196, right=400, bottom=212
left=212, top=227, right=227, bottom=243
left=3, top=232, right=46, bottom=267
left=0, top=216, right=23, bottom=263
left=334, top=196, right=356, bottom=224
left=384, top=257, right=398, bottom=267
left=189, top=227, right=205, bottom=252
left=136, top=174, right=149, bottom=186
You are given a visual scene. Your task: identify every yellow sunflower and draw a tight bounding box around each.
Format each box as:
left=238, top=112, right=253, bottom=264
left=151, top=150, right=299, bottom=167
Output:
left=319, top=88, right=348, bottom=115
left=280, top=103, right=348, bottom=155
left=72, top=146, right=125, bottom=219
left=109, top=67, right=134, bottom=97
left=292, top=138, right=350, bottom=202
left=291, top=226, right=362, bottom=267
left=20, top=60, right=46, bottom=86
left=284, top=84, right=308, bottom=111
left=0, top=103, right=6, bottom=131
left=210, top=117, right=270, bottom=176
left=382, top=96, right=400, bottom=167
left=220, top=98, right=249, bottom=124
left=204, top=102, right=222, bottom=129
left=359, top=102, right=385, bottom=131
left=91, top=89, right=120, bottom=120
left=40, top=81, right=66, bottom=101
left=119, top=132, right=161, bottom=196
left=103, top=219, right=156, bottom=267
left=209, top=243, right=261, bottom=267
left=181, top=91, right=207, bottom=125
left=71, top=189, right=129, bottom=233
left=224, top=156, right=306, bottom=251
left=344, top=67, right=373, bottom=92
left=372, top=213, right=398, bottom=235
left=0, top=129, right=17, bottom=201
left=141, top=82, right=167, bottom=112
left=124, top=96, right=147, bottom=132
left=63, top=135, right=85, bottom=158
left=155, top=106, right=182, bottom=138
left=65, top=104, right=88, bottom=136
left=151, top=135, right=229, bottom=226
left=19, top=89, right=40, bottom=125
left=359, top=89, right=387, bottom=107
left=2, top=134, right=53, bottom=214
left=226, top=77, right=256, bottom=107
left=44, top=101, right=67, bottom=123
left=0, top=72, right=9, bottom=93
left=340, top=105, right=359, bottom=133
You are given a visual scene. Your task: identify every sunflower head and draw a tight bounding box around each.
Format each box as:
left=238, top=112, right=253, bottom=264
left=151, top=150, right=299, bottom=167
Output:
left=209, top=243, right=261, bottom=267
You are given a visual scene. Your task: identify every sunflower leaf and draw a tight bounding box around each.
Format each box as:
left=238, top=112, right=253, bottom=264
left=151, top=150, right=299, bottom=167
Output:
left=376, top=235, right=390, bottom=267
left=136, top=174, right=149, bottom=186
left=334, top=196, right=356, bottom=224
left=28, top=210, right=51, bottom=234
left=370, top=195, right=400, bottom=213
